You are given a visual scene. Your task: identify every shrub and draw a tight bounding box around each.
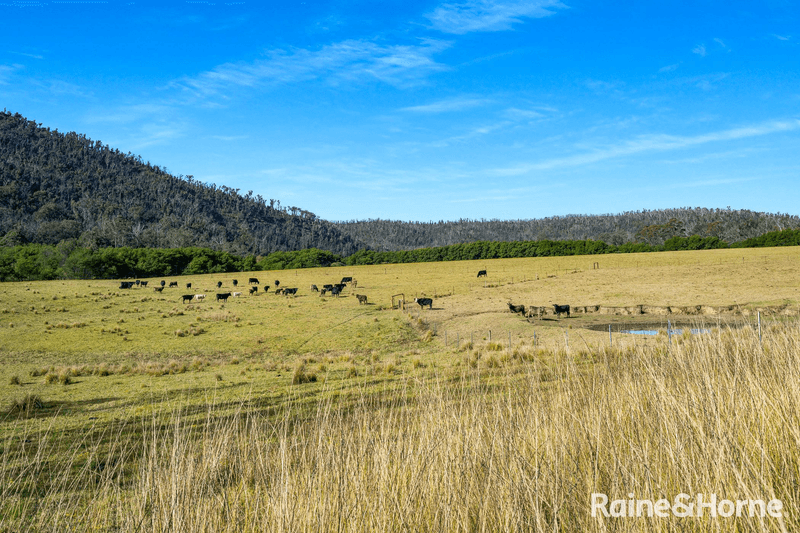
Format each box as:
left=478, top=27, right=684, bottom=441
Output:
left=292, top=364, right=318, bottom=385
left=7, top=394, right=45, bottom=416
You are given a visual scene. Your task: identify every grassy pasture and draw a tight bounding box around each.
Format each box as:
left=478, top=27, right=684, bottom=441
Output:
left=1, top=246, right=799, bottom=531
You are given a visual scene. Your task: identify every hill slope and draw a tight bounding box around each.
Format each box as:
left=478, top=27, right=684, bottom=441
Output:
left=0, top=111, right=363, bottom=256
left=3, top=111, right=798, bottom=256
left=334, top=208, right=800, bottom=251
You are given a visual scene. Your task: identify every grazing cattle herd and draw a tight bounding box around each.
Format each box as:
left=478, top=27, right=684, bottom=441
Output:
left=114, top=272, right=575, bottom=327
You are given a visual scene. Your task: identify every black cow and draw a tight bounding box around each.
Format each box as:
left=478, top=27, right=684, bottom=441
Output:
left=154, top=287, right=164, bottom=293
left=477, top=270, right=487, bottom=278
left=217, top=281, right=223, bottom=289
left=283, top=288, right=298, bottom=296
left=249, top=278, right=259, bottom=285
left=323, top=284, right=334, bottom=291
left=119, top=281, right=134, bottom=289
left=334, top=283, right=346, bottom=292
left=356, top=294, right=368, bottom=305
left=553, top=304, right=570, bottom=317
left=329, top=286, right=341, bottom=297
left=160, top=280, right=166, bottom=287
left=415, top=297, right=433, bottom=309
left=140, top=281, right=148, bottom=287
left=169, top=281, right=178, bottom=288
left=341, top=276, right=353, bottom=284
left=216, top=292, right=231, bottom=302
left=135, top=280, right=141, bottom=286
left=274, top=287, right=284, bottom=295
left=310, top=284, right=319, bottom=292
left=186, top=283, right=192, bottom=289
left=274, top=280, right=280, bottom=287
left=181, top=294, right=194, bottom=303
left=507, top=302, right=525, bottom=314
left=249, top=286, right=258, bottom=294
left=233, top=279, right=238, bottom=287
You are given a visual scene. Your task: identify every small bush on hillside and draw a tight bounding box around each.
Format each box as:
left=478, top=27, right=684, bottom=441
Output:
left=292, top=364, right=318, bottom=385
left=7, top=394, right=45, bottom=416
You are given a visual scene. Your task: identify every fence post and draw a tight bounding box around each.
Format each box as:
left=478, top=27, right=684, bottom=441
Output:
left=668, top=320, right=672, bottom=346
left=758, top=311, right=762, bottom=346
left=609, top=324, right=612, bottom=347
left=488, top=330, right=491, bottom=342
left=565, top=328, right=569, bottom=349
left=456, top=332, right=459, bottom=350
left=508, top=330, right=511, bottom=350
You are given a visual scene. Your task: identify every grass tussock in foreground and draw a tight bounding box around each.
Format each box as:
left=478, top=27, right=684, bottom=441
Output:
left=2, top=324, right=799, bottom=532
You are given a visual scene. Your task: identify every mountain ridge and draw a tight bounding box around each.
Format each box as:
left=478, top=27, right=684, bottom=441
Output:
left=2, top=111, right=798, bottom=255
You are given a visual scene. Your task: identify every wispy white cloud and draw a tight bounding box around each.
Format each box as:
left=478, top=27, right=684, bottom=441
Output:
left=493, top=119, right=800, bottom=175
left=127, top=123, right=185, bottom=150
left=502, top=107, right=545, bottom=120
left=585, top=78, right=622, bottom=93
left=170, top=38, right=451, bottom=99
left=658, top=63, right=679, bottom=73
left=692, top=44, right=707, bottom=57
left=425, top=0, right=566, bottom=34
left=401, top=97, right=491, bottom=113
left=84, top=104, right=174, bottom=125
left=773, top=34, right=791, bottom=41
left=211, top=134, right=249, bottom=141
left=0, top=63, right=23, bottom=84
left=8, top=51, right=44, bottom=60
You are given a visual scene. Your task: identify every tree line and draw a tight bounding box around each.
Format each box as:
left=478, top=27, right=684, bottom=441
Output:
left=2, top=230, right=798, bottom=282
left=334, top=210, right=800, bottom=250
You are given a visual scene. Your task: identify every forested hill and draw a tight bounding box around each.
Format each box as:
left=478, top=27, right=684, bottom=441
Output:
left=3, top=111, right=799, bottom=258
left=334, top=209, right=800, bottom=251
left=0, top=111, right=363, bottom=256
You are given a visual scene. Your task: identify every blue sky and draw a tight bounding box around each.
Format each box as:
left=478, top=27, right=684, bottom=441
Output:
left=1, top=0, right=798, bottom=222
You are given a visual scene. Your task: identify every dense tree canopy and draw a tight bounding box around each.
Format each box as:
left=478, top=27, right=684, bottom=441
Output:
left=0, top=111, right=362, bottom=256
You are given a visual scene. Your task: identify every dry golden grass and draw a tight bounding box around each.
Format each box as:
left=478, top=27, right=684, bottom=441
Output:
left=2, top=321, right=798, bottom=532
left=2, top=246, right=800, bottom=531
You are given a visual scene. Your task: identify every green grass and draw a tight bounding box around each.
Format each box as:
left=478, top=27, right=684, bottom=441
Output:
left=1, top=247, right=799, bottom=530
